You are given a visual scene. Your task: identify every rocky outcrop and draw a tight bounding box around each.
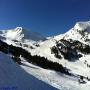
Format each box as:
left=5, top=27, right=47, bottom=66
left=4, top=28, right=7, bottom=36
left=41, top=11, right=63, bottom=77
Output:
left=51, top=39, right=90, bottom=61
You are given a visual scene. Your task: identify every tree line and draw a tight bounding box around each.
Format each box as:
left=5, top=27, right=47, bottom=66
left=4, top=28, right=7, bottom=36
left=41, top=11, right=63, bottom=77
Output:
left=0, top=40, right=70, bottom=75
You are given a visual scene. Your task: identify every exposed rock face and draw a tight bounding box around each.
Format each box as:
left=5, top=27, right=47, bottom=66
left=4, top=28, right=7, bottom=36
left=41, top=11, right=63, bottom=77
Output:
left=51, top=39, right=90, bottom=61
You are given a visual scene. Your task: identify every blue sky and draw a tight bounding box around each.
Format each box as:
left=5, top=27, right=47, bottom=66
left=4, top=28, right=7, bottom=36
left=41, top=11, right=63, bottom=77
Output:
left=0, top=0, right=90, bottom=36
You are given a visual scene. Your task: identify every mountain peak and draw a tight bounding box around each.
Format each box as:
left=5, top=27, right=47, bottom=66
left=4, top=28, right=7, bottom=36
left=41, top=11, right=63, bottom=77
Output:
left=74, top=21, right=90, bottom=32
left=15, top=27, right=23, bottom=31
left=61, top=21, right=90, bottom=45
left=2, top=27, right=24, bottom=41
left=0, top=27, right=46, bottom=42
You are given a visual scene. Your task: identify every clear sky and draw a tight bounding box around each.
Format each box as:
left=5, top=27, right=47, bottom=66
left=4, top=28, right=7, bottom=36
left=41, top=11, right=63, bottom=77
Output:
left=0, top=0, right=90, bottom=36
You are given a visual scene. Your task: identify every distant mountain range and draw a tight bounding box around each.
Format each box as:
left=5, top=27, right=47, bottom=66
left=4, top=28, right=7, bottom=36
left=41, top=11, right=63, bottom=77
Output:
left=0, top=27, right=46, bottom=41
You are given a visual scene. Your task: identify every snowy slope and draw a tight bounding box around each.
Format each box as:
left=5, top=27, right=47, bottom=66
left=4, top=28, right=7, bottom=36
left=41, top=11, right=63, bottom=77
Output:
left=63, top=21, right=90, bottom=45
left=27, top=21, right=90, bottom=90
left=20, top=56, right=90, bottom=90
left=0, top=52, right=57, bottom=90
left=0, top=21, right=90, bottom=90
left=0, top=47, right=90, bottom=90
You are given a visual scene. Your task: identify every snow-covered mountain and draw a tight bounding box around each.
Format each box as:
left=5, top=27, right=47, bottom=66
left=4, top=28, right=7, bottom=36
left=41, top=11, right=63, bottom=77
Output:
left=0, top=21, right=90, bottom=90
left=0, top=27, right=46, bottom=41
left=63, top=21, right=90, bottom=45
